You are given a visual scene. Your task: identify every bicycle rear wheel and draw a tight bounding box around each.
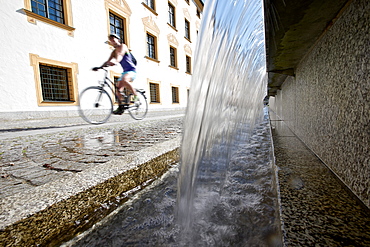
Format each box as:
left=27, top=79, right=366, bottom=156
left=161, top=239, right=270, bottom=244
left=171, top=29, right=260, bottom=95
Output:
left=128, top=90, right=148, bottom=120
left=78, top=86, right=113, bottom=124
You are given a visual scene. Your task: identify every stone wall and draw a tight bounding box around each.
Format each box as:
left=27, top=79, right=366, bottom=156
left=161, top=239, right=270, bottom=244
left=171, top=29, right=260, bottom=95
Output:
left=269, top=0, right=369, bottom=208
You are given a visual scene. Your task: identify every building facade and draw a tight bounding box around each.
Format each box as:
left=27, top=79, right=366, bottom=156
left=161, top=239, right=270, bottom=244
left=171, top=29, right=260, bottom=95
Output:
left=0, top=0, right=203, bottom=120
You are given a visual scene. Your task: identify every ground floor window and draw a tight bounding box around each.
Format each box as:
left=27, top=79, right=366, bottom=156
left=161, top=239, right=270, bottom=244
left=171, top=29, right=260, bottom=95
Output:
left=30, top=53, right=78, bottom=106
left=40, top=65, right=70, bottom=101
left=149, top=82, right=160, bottom=103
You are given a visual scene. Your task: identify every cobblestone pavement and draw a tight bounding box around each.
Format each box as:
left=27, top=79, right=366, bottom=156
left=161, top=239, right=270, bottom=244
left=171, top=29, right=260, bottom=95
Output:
left=0, top=110, right=185, bottom=199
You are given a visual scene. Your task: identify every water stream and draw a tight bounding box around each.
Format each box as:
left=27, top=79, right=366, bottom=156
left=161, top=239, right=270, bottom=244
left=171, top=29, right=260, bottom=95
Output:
left=177, top=0, right=274, bottom=235
left=64, top=110, right=282, bottom=246
left=65, top=0, right=283, bottom=245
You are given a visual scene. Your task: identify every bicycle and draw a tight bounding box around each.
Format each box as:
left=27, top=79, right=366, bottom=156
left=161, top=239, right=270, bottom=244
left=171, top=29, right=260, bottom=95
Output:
left=78, top=66, right=148, bottom=124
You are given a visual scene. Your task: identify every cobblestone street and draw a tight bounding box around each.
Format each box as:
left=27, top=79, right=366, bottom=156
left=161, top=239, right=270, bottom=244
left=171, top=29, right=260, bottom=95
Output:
left=0, top=111, right=184, bottom=199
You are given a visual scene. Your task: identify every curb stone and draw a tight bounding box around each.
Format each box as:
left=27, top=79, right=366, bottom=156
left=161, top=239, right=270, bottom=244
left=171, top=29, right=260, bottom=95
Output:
left=0, top=136, right=181, bottom=246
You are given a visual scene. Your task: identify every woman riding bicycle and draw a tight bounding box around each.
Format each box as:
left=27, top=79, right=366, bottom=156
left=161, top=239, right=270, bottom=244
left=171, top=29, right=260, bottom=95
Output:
left=97, top=33, right=138, bottom=115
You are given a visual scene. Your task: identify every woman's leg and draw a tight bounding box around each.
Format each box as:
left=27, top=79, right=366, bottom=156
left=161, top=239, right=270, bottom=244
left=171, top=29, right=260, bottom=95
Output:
left=120, top=73, right=137, bottom=95
left=116, top=73, right=137, bottom=103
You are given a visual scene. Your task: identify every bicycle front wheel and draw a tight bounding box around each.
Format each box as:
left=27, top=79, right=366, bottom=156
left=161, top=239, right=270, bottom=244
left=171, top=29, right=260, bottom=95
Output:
left=78, top=86, right=113, bottom=124
left=128, top=90, right=148, bottom=120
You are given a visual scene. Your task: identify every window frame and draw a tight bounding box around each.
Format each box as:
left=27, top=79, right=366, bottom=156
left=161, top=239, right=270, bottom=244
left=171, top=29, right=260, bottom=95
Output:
left=196, top=8, right=201, bottom=18
left=171, top=86, right=180, bottom=104
left=146, top=32, right=159, bottom=62
left=39, top=64, right=71, bottom=102
left=29, top=54, right=78, bottom=106
left=168, top=2, right=176, bottom=28
left=23, top=0, right=74, bottom=35
left=105, top=0, right=132, bottom=48
left=186, top=55, right=192, bottom=74
left=142, top=0, right=157, bottom=15
left=109, top=11, right=126, bottom=44
left=149, top=82, right=161, bottom=104
left=145, top=0, right=155, bottom=9
left=169, top=46, right=178, bottom=69
left=31, top=0, right=65, bottom=24
left=185, top=19, right=191, bottom=41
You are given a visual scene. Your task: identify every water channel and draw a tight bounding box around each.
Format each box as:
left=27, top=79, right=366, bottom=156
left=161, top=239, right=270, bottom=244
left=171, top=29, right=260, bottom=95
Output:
left=64, top=0, right=283, bottom=245
left=60, top=0, right=370, bottom=245
left=64, top=109, right=282, bottom=246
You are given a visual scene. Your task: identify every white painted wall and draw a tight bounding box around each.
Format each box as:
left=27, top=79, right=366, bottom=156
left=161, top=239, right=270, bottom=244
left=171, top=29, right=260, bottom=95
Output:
left=128, top=0, right=200, bottom=110
left=0, top=0, right=201, bottom=118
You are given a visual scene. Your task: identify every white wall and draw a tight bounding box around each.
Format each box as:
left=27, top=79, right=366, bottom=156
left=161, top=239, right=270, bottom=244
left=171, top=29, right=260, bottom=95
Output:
left=0, top=0, right=201, bottom=118
left=127, top=0, right=200, bottom=110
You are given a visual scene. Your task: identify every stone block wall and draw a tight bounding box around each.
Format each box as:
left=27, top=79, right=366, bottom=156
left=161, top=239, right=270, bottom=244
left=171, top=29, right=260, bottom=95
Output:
left=269, top=0, right=369, bottom=207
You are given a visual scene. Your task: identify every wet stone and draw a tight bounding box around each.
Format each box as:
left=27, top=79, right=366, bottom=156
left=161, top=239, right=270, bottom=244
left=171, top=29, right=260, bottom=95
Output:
left=1, top=183, right=33, bottom=197
left=272, top=118, right=370, bottom=246
left=0, top=117, right=183, bottom=200
left=65, top=114, right=283, bottom=247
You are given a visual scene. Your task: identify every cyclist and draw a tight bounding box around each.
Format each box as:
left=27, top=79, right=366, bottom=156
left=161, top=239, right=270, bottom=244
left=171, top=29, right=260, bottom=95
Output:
left=99, top=33, right=138, bottom=115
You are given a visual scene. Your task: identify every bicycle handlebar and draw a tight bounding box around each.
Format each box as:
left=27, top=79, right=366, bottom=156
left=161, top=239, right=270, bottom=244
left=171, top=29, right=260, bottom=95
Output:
left=92, top=66, right=108, bottom=71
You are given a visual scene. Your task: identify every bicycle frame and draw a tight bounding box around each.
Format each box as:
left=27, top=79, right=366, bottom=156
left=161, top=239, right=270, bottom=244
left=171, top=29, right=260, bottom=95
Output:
left=98, top=68, right=124, bottom=104
left=98, top=67, right=147, bottom=108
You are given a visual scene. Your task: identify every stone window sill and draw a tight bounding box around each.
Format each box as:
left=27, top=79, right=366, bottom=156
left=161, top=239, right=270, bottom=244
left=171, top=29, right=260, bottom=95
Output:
left=23, top=9, right=75, bottom=36
left=145, top=56, right=160, bottom=63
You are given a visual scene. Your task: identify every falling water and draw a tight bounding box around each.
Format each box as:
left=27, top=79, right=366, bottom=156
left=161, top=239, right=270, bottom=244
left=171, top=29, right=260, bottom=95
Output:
left=177, top=0, right=281, bottom=245
left=64, top=0, right=283, bottom=246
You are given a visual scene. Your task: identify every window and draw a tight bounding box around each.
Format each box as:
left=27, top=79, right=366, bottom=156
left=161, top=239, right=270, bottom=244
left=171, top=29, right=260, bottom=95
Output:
left=40, top=65, right=71, bottom=101
left=186, top=56, right=192, bottom=74
left=30, top=54, right=78, bottom=106
left=23, top=0, right=74, bottom=35
left=185, top=19, right=190, bottom=40
left=149, top=83, right=160, bottom=103
left=110, top=12, right=125, bottom=43
left=144, top=0, right=155, bottom=10
left=31, top=0, right=64, bottom=23
left=147, top=33, right=157, bottom=60
left=168, top=3, right=176, bottom=27
left=172, top=87, right=179, bottom=103
left=170, top=46, right=177, bottom=68
left=105, top=1, right=131, bottom=47
left=142, top=0, right=157, bottom=15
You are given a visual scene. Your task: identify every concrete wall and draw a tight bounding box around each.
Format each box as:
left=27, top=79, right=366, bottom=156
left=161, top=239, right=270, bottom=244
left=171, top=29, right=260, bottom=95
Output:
left=269, top=0, right=369, bottom=207
left=0, top=0, right=201, bottom=120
